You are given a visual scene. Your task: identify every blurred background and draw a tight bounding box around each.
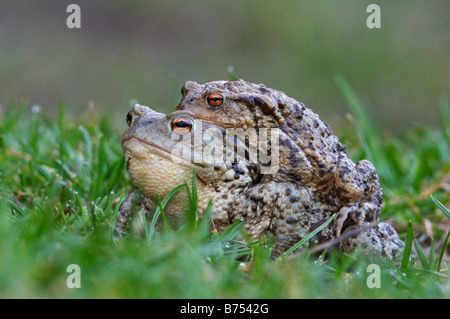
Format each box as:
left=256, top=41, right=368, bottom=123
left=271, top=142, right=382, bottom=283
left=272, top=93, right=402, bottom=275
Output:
left=0, top=0, right=449, bottom=133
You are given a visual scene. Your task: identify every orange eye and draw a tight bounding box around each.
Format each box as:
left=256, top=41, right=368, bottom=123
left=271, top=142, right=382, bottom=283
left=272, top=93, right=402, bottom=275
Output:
left=171, top=116, right=193, bottom=134
left=207, top=93, right=224, bottom=107
left=126, top=111, right=133, bottom=127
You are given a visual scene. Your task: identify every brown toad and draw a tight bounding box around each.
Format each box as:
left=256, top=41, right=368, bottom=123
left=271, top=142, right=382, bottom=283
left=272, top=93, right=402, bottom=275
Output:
left=116, top=79, right=404, bottom=259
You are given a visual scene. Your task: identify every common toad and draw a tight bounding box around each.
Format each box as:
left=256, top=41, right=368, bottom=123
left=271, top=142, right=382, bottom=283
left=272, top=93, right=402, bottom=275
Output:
left=115, top=80, right=404, bottom=259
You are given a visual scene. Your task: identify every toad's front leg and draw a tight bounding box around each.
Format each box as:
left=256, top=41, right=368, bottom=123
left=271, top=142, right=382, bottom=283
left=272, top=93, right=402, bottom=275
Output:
left=115, top=189, right=144, bottom=237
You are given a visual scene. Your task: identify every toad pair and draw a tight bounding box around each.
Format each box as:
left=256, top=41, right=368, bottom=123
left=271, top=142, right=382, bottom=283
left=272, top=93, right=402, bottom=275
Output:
left=115, top=80, right=404, bottom=259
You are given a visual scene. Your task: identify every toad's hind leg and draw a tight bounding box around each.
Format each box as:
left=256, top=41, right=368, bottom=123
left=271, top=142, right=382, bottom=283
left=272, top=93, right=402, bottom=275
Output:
left=339, top=222, right=405, bottom=261
left=333, top=158, right=383, bottom=237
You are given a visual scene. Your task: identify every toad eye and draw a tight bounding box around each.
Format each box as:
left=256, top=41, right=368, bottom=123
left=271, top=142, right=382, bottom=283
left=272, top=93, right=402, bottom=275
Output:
left=171, top=116, right=194, bottom=134
left=206, top=93, right=224, bottom=107
left=126, top=111, right=133, bottom=127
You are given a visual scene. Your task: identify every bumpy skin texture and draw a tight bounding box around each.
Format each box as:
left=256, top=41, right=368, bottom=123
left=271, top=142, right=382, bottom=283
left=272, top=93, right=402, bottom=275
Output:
left=116, top=80, right=404, bottom=259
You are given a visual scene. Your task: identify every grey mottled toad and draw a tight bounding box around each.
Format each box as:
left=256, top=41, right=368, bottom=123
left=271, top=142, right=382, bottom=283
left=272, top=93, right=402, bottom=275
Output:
left=116, top=80, right=404, bottom=259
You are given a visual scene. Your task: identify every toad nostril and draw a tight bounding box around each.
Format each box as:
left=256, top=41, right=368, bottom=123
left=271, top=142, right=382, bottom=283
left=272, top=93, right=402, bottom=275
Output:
left=138, top=119, right=153, bottom=127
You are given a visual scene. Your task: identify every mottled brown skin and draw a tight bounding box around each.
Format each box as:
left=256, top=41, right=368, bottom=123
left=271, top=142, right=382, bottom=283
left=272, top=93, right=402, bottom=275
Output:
left=116, top=80, right=404, bottom=259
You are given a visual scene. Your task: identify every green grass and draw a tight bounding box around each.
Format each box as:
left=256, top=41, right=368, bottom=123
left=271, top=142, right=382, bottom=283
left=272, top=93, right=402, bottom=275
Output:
left=0, top=82, right=449, bottom=298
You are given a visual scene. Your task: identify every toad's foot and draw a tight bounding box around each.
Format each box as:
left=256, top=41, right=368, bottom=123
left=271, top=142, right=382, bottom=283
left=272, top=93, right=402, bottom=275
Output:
left=334, top=202, right=380, bottom=237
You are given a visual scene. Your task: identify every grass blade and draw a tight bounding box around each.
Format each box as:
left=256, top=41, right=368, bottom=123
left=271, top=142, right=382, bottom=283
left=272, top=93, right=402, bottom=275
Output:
left=198, top=200, right=214, bottom=238
left=275, top=213, right=335, bottom=261
left=400, top=220, right=414, bottom=273
left=227, top=65, right=238, bottom=81
left=105, top=156, right=125, bottom=192
left=428, top=237, right=436, bottom=270
left=430, top=194, right=450, bottom=272
left=334, top=74, right=396, bottom=187
left=79, top=125, right=93, bottom=163
left=430, top=195, right=450, bottom=220
left=213, top=219, right=244, bottom=243
left=92, top=136, right=106, bottom=199
left=191, top=170, right=198, bottom=220
left=334, top=75, right=377, bottom=160
left=155, top=193, right=168, bottom=234
left=414, top=239, right=430, bottom=270
left=436, top=227, right=450, bottom=272
left=56, top=202, right=70, bottom=230
left=148, top=183, right=185, bottom=238
left=185, top=170, right=198, bottom=230
left=7, top=199, right=26, bottom=216
left=382, top=258, right=413, bottom=289
left=138, top=208, right=150, bottom=239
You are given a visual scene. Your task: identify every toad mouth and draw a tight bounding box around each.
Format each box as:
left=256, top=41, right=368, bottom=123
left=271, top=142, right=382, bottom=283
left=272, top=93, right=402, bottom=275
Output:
left=122, top=136, right=208, bottom=169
